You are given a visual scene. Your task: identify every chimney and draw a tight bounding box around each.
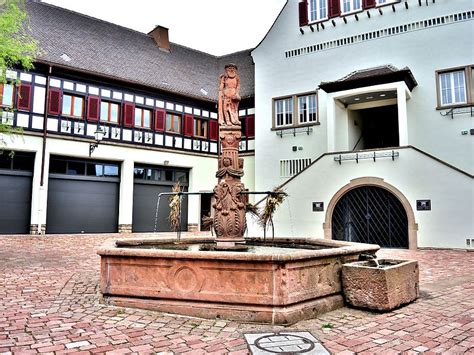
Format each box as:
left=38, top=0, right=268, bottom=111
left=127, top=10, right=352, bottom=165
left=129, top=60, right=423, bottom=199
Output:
left=148, top=25, right=170, bottom=53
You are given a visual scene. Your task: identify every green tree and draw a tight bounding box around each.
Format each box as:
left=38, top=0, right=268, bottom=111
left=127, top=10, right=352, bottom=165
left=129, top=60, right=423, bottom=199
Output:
left=0, top=0, right=38, bottom=150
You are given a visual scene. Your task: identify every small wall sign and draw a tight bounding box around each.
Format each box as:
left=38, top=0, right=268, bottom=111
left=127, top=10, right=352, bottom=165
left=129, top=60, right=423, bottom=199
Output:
left=416, top=200, right=431, bottom=211
left=312, top=202, right=324, bottom=212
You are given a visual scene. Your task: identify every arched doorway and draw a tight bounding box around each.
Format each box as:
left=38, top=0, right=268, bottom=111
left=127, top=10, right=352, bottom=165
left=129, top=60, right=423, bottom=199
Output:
left=324, top=177, right=417, bottom=249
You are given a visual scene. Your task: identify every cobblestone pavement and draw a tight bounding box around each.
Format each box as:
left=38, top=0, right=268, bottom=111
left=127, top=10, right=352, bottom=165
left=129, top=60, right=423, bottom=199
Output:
left=0, top=234, right=473, bottom=354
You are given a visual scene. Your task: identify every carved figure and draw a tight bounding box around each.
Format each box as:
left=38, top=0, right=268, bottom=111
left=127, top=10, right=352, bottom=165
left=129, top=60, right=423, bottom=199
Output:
left=214, top=64, right=246, bottom=247
left=218, top=64, right=241, bottom=126
left=216, top=157, right=244, bottom=179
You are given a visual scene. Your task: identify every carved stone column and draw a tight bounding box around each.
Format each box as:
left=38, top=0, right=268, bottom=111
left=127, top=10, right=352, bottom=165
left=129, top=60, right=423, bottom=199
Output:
left=213, top=127, right=247, bottom=248
left=213, top=64, right=246, bottom=249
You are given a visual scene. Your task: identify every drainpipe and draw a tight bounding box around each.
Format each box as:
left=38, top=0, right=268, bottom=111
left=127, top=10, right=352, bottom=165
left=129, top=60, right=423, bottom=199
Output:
left=40, top=65, right=51, bottom=186
left=37, top=65, right=52, bottom=235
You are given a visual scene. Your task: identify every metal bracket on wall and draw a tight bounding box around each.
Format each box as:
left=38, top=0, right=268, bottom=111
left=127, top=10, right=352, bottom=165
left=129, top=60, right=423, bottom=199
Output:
left=440, top=105, right=474, bottom=119
left=334, top=150, right=399, bottom=164
left=275, top=126, right=313, bottom=138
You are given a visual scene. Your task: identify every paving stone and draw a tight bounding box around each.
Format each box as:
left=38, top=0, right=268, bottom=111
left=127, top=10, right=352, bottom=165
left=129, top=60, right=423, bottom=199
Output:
left=0, top=234, right=473, bottom=354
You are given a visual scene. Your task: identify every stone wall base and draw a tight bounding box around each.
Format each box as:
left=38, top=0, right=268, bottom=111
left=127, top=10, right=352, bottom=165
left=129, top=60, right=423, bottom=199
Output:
left=30, top=224, right=46, bottom=235
left=187, top=223, right=199, bottom=232
left=118, top=224, right=132, bottom=234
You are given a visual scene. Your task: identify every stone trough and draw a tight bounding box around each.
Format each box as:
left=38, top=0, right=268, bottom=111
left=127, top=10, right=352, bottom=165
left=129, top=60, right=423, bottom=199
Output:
left=342, top=259, right=419, bottom=311
left=98, top=237, right=379, bottom=325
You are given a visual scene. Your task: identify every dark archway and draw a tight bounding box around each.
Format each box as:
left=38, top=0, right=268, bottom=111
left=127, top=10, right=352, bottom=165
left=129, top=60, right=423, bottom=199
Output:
left=332, top=185, right=408, bottom=248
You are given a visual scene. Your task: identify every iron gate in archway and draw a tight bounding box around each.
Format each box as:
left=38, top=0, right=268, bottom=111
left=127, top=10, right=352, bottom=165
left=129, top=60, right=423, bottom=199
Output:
left=332, top=186, right=408, bottom=248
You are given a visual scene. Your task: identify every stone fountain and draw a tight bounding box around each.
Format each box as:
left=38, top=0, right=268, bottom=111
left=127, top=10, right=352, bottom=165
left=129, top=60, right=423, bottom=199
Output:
left=97, top=65, right=379, bottom=324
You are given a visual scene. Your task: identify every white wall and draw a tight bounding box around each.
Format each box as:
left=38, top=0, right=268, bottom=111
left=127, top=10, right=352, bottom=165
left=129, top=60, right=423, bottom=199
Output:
left=252, top=0, right=473, bottom=195
left=1, top=134, right=256, bottom=232
left=247, top=147, right=473, bottom=249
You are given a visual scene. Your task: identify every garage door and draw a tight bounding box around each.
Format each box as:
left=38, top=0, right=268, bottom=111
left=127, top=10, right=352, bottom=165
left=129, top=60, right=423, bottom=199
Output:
left=0, top=152, right=35, bottom=234
left=46, top=157, right=120, bottom=234
left=132, top=165, right=189, bottom=232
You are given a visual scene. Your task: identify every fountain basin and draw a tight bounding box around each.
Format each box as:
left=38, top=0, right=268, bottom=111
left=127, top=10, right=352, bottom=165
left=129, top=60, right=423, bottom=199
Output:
left=98, top=237, right=379, bottom=324
left=342, top=259, right=419, bottom=311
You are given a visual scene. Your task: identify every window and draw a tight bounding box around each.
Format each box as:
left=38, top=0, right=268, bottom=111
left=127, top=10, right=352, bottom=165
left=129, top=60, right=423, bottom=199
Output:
left=134, top=107, right=151, bottom=128
left=341, top=0, right=361, bottom=13
left=376, top=0, right=398, bottom=5
left=0, top=83, right=14, bottom=107
left=100, top=101, right=120, bottom=123
left=436, top=66, right=473, bottom=108
left=274, top=92, right=319, bottom=129
left=309, top=0, right=328, bottom=22
left=194, top=118, right=208, bottom=138
left=50, top=157, right=120, bottom=177
left=298, top=94, right=318, bottom=124
left=275, top=97, right=293, bottom=127
left=62, top=94, right=84, bottom=118
left=166, top=113, right=182, bottom=134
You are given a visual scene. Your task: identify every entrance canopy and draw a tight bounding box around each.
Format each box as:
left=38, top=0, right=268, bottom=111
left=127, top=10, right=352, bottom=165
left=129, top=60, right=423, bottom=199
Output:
left=319, top=65, right=418, bottom=94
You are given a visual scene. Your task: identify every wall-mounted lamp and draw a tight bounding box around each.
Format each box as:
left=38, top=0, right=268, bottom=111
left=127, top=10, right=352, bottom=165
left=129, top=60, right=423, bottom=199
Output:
left=89, top=126, right=106, bottom=157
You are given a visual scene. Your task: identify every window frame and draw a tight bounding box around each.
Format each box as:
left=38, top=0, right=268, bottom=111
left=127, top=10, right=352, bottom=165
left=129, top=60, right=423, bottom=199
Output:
left=273, top=96, right=294, bottom=129
left=165, top=112, right=182, bottom=134
left=308, top=0, right=329, bottom=24
left=100, top=100, right=121, bottom=124
left=297, top=93, right=319, bottom=125
left=340, top=0, right=362, bottom=15
left=436, top=65, right=473, bottom=110
left=61, top=93, right=84, bottom=118
left=376, top=0, right=400, bottom=7
left=272, top=91, right=320, bottom=130
left=134, top=106, right=152, bottom=129
left=0, top=83, right=15, bottom=108
left=193, top=117, right=208, bottom=138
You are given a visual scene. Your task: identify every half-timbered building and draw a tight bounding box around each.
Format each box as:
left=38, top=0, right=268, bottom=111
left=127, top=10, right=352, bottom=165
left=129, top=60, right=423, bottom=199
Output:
left=0, top=1, right=255, bottom=235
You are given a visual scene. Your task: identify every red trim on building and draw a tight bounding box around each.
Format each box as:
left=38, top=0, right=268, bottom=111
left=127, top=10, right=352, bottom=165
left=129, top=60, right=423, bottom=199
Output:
left=123, top=102, right=135, bottom=128
left=17, top=84, right=32, bottom=111
left=87, top=96, right=100, bottom=121
left=48, top=89, right=62, bottom=115
left=154, top=108, right=166, bottom=131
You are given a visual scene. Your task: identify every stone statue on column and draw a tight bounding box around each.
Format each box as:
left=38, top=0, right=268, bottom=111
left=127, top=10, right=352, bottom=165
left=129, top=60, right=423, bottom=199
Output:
left=213, top=64, right=247, bottom=249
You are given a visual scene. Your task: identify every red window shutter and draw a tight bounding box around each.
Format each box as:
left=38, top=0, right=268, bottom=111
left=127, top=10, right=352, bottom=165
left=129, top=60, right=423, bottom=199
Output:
left=298, top=1, right=309, bottom=26
left=245, top=115, right=255, bottom=138
left=154, top=109, right=165, bottom=131
left=0, top=84, right=3, bottom=105
left=209, top=120, right=218, bottom=141
left=17, top=84, right=31, bottom=111
left=87, top=96, right=100, bottom=121
left=328, top=0, right=341, bottom=18
left=184, top=114, right=194, bottom=137
left=123, top=103, right=135, bottom=128
left=363, top=0, right=376, bottom=9
left=48, top=89, right=62, bottom=115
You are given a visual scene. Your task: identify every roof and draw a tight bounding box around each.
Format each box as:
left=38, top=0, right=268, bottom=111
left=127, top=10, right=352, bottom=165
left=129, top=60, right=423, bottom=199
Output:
left=319, top=65, right=418, bottom=93
left=26, top=2, right=254, bottom=102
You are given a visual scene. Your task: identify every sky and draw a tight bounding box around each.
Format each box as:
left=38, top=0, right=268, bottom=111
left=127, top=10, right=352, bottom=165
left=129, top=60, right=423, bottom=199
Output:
left=42, top=0, right=287, bottom=56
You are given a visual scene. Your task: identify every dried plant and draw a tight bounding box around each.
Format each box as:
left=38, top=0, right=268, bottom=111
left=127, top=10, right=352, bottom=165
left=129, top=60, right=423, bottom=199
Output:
left=260, top=187, right=287, bottom=241
left=168, top=182, right=182, bottom=232
left=201, top=214, right=214, bottom=235
left=245, top=203, right=260, bottom=219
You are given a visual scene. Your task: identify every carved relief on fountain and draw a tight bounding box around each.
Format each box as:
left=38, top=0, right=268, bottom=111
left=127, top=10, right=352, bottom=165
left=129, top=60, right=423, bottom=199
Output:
left=213, top=64, right=247, bottom=247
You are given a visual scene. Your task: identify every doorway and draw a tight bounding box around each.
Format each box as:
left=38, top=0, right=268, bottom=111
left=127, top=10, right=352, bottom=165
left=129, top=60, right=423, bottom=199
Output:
left=351, top=105, right=399, bottom=150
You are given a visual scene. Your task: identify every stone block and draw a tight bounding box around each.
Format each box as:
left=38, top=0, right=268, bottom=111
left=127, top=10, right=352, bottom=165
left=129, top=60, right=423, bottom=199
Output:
left=342, top=259, right=419, bottom=311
